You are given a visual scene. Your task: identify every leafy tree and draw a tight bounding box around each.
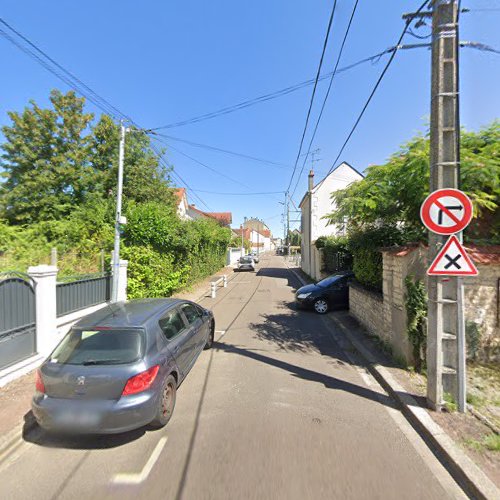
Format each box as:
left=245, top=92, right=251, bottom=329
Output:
left=89, top=115, right=174, bottom=206
left=326, top=122, right=500, bottom=243
left=0, top=90, right=94, bottom=224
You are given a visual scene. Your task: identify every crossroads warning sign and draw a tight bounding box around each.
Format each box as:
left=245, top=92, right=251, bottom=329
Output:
left=420, top=188, right=473, bottom=235
left=427, top=235, right=479, bottom=276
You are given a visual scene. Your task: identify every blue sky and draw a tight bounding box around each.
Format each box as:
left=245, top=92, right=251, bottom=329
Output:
left=0, top=1, right=499, bottom=237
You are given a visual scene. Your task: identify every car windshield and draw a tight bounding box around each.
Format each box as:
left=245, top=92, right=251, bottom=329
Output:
left=316, top=275, right=343, bottom=288
left=48, top=328, right=145, bottom=365
left=240, top=257, right=253, bottom=263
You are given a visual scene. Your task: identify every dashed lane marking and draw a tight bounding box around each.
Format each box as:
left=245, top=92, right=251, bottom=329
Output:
left=111, top=436, right=168, bottom=485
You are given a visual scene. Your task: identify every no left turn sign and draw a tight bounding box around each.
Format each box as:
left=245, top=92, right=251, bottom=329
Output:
left=420, top=188, right=473, bottom=235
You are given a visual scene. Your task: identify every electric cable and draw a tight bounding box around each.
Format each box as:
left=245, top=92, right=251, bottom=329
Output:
left=290, top=0, right=360, bottom=199
left=285, top=0, right=339, bottom=195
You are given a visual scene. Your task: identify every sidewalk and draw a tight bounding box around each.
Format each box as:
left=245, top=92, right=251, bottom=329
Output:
left=0, top=264, right=235, bottom=454
left=286, top=264, right=500, bottom=499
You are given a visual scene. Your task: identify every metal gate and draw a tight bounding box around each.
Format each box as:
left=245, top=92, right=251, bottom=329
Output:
left=0, top=272, right=36, bottom=370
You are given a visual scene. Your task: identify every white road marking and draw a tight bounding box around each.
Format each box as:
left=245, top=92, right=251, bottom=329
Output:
left=216, top=330, right=226, bottom=340
left=112, top=436, right=167, bottom=485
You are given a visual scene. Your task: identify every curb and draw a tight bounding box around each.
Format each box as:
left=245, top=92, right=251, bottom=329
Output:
left=287, top=266, right=499, bottom=500
left=331, top=314, right=500, bottom=500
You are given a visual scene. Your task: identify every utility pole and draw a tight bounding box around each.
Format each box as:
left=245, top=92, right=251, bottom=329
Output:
left=406, top=1, right=464, bottom=411
left=111, top=122, right=126, bottom=303
left=240, top=223, right=244, bottom=255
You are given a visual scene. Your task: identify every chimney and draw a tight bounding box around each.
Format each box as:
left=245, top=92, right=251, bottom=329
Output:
left=308, top=170, right=314, bottom=192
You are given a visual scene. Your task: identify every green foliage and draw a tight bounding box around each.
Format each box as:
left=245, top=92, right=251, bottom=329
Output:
left=326, top=122, right=500, bottom=244
left=347, top=226, right=405, bottom=290
left=287, top=230, right=301, bottom=247
left=0, top=90, right=175, bottom=225
left=315, top=236, right=352, bottom=273
left=405, top=276, right=427, bottom=372
left=0, top=90, right=94, bottom=224
left=123, top=202, right=231, bottom=299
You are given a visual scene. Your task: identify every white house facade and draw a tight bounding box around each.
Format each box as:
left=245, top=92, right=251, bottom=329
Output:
left=299, top=162, right=364, bottom=279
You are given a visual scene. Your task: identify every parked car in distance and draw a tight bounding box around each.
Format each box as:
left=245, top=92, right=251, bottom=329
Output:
left=237, top=256, right=255, bottom=272
left=295, top=271, right=354, bottom=314
left=250, top=252, right=260, bottom=263
left=32, top=298, right=215, bottom=434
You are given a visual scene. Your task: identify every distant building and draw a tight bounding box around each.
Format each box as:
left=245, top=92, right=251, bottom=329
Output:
left=299, top=162, right=363, bottom=279
left=233, top=226, right=272, bottom=253
left=187, top=204, right=232, bottom=227
left=174, top=188, right=190, bottom=220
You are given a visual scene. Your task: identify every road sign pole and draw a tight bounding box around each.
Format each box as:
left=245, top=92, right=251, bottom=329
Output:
left=426, top=0, right=463, bottom=411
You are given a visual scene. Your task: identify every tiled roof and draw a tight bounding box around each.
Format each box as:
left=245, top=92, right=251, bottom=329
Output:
left=174, top=188, right=187, bottom=205
left=206, top=212, right=232, bottom=225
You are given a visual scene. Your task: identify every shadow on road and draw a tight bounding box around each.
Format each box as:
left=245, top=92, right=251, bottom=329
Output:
left=22, top=410, right=150, bottom=450
left=256, top=267, right=301, bottom=290
left=215, top=342, right=398, bottom=410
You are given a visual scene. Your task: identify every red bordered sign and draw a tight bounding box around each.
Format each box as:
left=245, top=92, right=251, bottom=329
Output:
left=420, top=188, right=473, bottom=235
left=427, top=235, right=479, bottom=276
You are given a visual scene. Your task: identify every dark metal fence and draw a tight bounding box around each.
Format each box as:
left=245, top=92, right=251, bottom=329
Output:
left=56, top=273, right=111, bottom=317
left=322, top=250, right=353, bottom=274
left=0, top=272, right=36, bottom=370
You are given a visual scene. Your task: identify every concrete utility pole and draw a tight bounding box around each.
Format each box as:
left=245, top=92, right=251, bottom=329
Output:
left=426, top=0, right=464, bottom=411
left=240, top=223, right=244, bottom=255
left=111, top=122, right=126, bottom=303
left=286, top=195, right=290, bottom=257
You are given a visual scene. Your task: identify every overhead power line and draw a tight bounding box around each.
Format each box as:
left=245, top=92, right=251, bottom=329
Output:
left=150, top=132, right=292, bottom=169
left=148, top=46, right=415, bottom=132
left=191, top=189, right=284, bottom=196
left=290, top=0, right=360, bottom=199
left=285, top=0, right=339, bottom=195
left=314, top=0, right=432, bottom=194
left=0, top=16, right=214, bottom=211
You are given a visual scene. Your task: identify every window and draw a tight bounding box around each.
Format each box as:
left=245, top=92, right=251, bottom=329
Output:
left=48, top=328, right=145, bottom=365
left=180, top=303, right=201, bottom=325
left=159, top=309, right=186, bottom=340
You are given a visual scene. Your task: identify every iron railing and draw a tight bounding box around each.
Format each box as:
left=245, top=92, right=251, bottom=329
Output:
left=56, top=273, right=111, bottom=317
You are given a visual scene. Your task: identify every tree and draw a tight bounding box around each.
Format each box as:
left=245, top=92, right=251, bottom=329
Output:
left=89, top=115, right=174, bottom=206
left=326, top=122, right=500, bottom=243
left=0, top=90, right=176, bottom=225
left=0, top=90, right=94, bottom=224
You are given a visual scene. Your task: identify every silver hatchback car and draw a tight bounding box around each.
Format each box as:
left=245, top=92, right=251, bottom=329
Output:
left=32, top=298, right=214, bottom=434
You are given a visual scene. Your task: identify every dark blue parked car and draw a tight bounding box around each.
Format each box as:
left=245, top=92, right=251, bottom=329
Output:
left=295, top=272, right=354, bottom=314
left=32, top=298, right=214, bottom=434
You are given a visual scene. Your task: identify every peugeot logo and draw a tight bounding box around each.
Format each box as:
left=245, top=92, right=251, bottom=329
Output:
left=77, top=376, right=85, bottom=386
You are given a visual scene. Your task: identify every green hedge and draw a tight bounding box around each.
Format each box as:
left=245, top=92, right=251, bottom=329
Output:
left=348, top=226, right=406, bottom=291
left=315, top=236, right=353, bottom=273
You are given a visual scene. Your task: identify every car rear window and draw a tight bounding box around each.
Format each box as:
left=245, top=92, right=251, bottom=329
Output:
left=240, top=257, right=253, bottom=263
left=48, top=328, right=145, bottom=365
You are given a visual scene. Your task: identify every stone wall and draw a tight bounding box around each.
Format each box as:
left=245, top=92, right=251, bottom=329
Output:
left=349, top=282, right=387, bottom=342
left=464, top=263, right=500, bottom=361
left=350, top=244, right=499, bottom=364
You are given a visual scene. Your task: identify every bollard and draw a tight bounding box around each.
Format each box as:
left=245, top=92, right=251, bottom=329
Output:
left=223, top=275, right=227, bottom=288
left=211, top=282, right=216, bottom=298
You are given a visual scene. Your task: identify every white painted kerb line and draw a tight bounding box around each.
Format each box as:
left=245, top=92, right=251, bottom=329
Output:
left=112, top=436, right=168, bottom=485
left=215, top=330, right=226, bottom=340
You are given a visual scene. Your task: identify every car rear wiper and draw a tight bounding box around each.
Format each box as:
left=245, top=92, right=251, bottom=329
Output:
left=82, top=359, right=123, bottom=365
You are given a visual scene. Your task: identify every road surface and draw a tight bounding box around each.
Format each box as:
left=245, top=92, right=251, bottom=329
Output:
left=0, top=254, right=466, bottom=499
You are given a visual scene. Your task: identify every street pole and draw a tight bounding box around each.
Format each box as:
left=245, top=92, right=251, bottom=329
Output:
left=425, top=0, right=464, bottom=411
left=241, top=223, right=244, bottom=255
left=286, top=195, right=290, bottom=257
left=111, top=122, right=126, bottom=303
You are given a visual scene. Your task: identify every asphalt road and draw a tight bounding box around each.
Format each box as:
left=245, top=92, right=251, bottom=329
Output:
left=0, top=254, right=466, bottom=499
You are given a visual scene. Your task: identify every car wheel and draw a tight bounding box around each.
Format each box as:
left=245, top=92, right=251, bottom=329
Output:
left=204, top=320, right=215, bottom=350
left=151, top=374, right=177, bottom=428
left=314, top=298, right=329, bottom=314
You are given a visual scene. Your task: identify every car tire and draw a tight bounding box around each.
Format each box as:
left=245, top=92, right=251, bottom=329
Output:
left=314, top=298, right=329, bottom=314
left=151, top=374, right=177, bottom=428
left=204, top=320, right=215, bottom=350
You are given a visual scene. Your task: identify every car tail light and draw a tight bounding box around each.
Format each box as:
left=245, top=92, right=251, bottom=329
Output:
left=35, top=369, right=45, bottom=394
left=122, top=365, right=160, bottom=396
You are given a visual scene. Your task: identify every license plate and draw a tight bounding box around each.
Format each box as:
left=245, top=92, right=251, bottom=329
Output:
left=55, top=409, right=100, bottom=427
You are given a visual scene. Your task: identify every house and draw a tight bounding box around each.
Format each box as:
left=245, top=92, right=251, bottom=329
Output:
left=174, top=188, right=190, bottom=220
left=299, top=162, right=364, bottom=279
left=233, top=226, right=272, bottom=253
left=187, top=204, right=232, bottom=227
left=173, top=188, right=233, bottom=226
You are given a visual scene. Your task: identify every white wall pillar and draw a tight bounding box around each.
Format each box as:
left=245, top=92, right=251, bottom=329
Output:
left=28, top=265, right=58, bottom=357
left=117, top=260, right=128, bottom=302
